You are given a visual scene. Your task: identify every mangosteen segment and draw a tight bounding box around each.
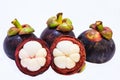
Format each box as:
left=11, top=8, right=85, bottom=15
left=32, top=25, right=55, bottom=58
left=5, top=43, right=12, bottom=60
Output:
left=50, top=36, right=86, bottom=75
left=15, top=38, right=51, bottom=76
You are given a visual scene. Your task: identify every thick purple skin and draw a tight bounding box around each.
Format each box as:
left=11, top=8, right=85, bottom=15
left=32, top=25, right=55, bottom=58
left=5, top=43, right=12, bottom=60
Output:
left=3, top=34, right=36, bottom=60
left=40, top=27, right=75, bottom=47
left=77, top=31, right=115, bottom=63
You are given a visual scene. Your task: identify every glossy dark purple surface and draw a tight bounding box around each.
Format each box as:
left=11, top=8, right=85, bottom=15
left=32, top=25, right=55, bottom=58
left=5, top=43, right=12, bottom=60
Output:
left=40, top=27, right=75, bottom=47
left=3, top=34, right=36, bottom=60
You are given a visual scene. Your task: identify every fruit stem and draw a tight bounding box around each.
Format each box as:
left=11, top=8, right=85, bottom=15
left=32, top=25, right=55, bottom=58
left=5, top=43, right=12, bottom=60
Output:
left=95, top=21, right=104, bottom=32
left=56, top=13, right=63, bottom=24
left=11, top=18, right=22, bottom=30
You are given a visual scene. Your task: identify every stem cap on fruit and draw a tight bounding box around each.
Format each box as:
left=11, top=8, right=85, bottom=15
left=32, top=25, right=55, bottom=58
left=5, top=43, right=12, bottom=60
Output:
left=7, top=27, right=20, bottom=36
left=47, top=12, right=73, bottom=32
left=90, top=21, right=113, bottom=40
left=100, top=27, right=113, bottom=40
left=57, top=18, right=73, bottom=32
left=7, top=19, right=34, bottom=36
left=19, top=24, right=34, bottom=35
left=46, top=16, right=59, bottom=28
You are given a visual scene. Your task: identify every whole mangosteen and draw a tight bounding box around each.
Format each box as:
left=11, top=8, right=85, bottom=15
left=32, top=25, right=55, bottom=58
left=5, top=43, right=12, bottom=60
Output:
left=40, top=13, right=75, bottom=47
left=78, top=21, right=115, bottom=63
left=50, top=36, right=86, bottom=75
left=3, top=19, right=36, bottom=60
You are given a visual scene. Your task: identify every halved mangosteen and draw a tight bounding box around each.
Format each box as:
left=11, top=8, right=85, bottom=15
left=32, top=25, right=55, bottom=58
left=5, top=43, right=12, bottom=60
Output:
left=50, top=36, right=86, bottom=75
left=15, top=38, right=51, bottom=76
left=40, top=13, right=75, bottom=47
left=3, top=19, right=36, bottom=60
left=78, top=21, right=115, bottom=63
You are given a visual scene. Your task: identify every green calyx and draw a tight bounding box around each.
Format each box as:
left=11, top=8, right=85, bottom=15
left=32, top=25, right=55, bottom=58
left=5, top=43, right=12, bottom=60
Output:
left=47, top=12, right=73, bottom=32
left=19, top=24, right=34, bottom=35
left=7, top=18, right=34, bottom=36
left=100, top=27, right=113, bottom=40
left=89, top=21, right=113, bottom=40
left=46, top=16, right=59, bottom=28
left=7, top=27, right=19, bottom=36
left=95, top=21, right=104, bottom=32
left=57, top=18, right=73, bottom=32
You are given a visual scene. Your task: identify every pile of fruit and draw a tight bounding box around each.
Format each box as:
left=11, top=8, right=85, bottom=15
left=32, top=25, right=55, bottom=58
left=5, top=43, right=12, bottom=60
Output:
left=3, top=13, right=115, bottom=76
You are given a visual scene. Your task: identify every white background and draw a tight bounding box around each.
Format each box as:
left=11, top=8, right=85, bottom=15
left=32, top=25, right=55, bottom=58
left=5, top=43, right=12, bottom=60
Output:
left=0, top=0, right=120, bottom=80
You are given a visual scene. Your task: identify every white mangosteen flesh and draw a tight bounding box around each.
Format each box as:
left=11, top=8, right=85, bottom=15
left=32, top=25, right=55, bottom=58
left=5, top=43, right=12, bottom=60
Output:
left=19, top=41, right=47, bottom=71
left=53, top=40, right=80, bottom=69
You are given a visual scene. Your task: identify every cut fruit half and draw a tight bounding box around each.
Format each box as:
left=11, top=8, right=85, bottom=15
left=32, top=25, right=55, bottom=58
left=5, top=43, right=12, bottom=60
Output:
left=50, top=36, right=86, bottom=75
left=15, top=38, right=51, bottom=76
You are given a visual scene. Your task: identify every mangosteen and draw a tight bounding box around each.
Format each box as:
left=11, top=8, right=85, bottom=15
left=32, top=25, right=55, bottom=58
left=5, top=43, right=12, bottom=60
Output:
left=40, top=13, right=75, bottom=47
left=15, top=38, right=51, bottom=76
left=78, top=21, right=115, bottom=63
left=3, top=19, right=36, bottom=60
left=50, top=36, right=86, bottom=75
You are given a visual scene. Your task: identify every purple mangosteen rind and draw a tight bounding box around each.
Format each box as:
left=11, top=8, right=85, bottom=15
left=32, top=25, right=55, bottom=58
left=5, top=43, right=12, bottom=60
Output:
left=3, top=34, right=36, bottom=60
left=3, top=19, right=36, bottom=60
left=40, top=27, right=75, bottom=48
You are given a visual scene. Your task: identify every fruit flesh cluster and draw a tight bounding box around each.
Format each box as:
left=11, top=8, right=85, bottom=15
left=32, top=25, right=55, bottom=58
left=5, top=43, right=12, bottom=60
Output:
left=15, top=38, right=51, bottom=76
left=50, top=36, right=86, bottom=75
left=19, top=41, right=47, bottom=71
left=53, top=40, right=80, bottom=69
